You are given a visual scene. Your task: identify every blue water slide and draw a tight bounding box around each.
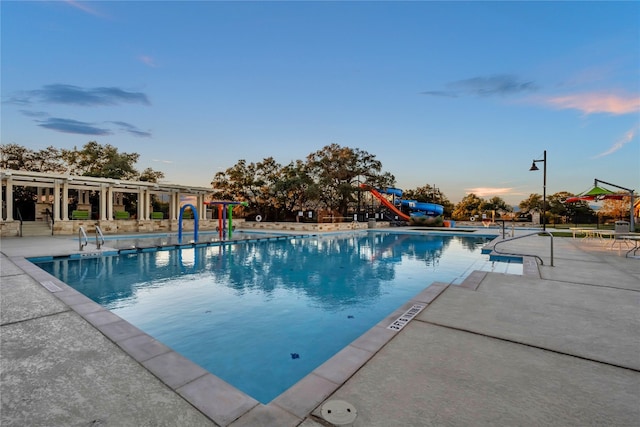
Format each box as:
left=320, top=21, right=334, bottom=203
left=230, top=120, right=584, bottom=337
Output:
left=378, top=187, right=403, bottom=198
left=372, top=186, right=444, bottom=217
left=399, top=200, right=444, bottom=217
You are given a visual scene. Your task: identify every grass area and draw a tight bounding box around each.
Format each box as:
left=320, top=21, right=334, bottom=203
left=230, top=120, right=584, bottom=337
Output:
left=550, top=231, right=574, bottom=238
left=551, top=224, right=615, bottom=230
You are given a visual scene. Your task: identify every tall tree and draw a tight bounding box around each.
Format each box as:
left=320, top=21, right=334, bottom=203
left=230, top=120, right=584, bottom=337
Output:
left=452, top=193, right=485, bottom=220
left=482, top=196, right=512, bottom=216
left=305, top=144, right=394, bottom=216
left=0, top=144, right=66, bottom=172
left=272, top=160, right=317, bottom=218
left=139, top=168, right=165, bottom=183
left=61, top=141, right=140, bottom=179
left=547, top=191, right=595, bottom=224
left=211, top=159, right=280, bottom=218
left=519, top=193, right=543, bottom=213
left=600, top=194, right=632, bottom=221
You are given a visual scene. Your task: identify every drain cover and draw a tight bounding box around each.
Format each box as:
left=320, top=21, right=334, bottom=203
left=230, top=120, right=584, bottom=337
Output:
left=321, top=400, right=357, bottom=425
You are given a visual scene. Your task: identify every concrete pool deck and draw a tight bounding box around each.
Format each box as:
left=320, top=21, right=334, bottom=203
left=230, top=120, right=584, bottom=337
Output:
left=1, top=229, right=639, bottom=426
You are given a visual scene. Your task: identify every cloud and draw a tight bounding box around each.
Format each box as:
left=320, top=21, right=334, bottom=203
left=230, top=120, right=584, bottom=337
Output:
left=593, top=125, right=639, bottom=158
left=422, top=74, right=538, bottom=97
left=64, top=0, right=106, bottom=18
left=153, top=159, right=174, bottom=164
left=37, top=118, right=112, bottom=135
left=109, top=121, right=152, bottom=138
left=420, top=90, right=458, bottom=98
left=33, top=117, right=151, bottom=137
left=139, top=55, right=157, bottom=68
left=19, top=110, right=49, bottom=118
left=29, top=84, right=150, bottom=106
left=543, top=92, right=640, bottom=115
left=465, top=187, right=515, bottom=197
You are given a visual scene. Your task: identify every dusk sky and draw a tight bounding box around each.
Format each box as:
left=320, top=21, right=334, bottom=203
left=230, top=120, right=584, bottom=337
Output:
left=2, top=1, right=639, bottom=205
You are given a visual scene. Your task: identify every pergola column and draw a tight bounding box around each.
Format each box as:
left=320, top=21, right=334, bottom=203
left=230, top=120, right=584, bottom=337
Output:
left=107, top=187, right=114, bottom=219
left=4, top=176, right=14, bottom=221
left=137, top=187, right=144, bottom=220
left=99, top=184, right=107, bottom=220
left=62, top=181, right=69, bottom=220
left=198, top=194, right=204, bottom=219
left=171, top=191, right=179, bottom=220
left=145, top=189, right=151, bottom=220
left=53, top=180, right=61, bottom=221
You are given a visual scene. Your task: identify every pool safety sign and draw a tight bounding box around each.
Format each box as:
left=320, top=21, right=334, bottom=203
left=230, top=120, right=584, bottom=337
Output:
left=387, top=304, right=426, bottom=331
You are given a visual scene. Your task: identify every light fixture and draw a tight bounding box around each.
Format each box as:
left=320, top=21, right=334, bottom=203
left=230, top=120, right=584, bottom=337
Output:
left=529, top=150, right=547, bottom=231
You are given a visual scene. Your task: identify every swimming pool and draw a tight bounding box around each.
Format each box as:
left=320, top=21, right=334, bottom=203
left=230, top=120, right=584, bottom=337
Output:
left=34, top=231, right=517, bottom=403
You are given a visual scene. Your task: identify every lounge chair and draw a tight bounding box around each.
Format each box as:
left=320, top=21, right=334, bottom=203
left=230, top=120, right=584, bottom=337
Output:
left=610, top=221, right=632, bottom=250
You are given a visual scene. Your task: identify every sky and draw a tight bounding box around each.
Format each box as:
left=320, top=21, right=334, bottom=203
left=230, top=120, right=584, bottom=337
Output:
left=2, top=1, right=639, bottom=206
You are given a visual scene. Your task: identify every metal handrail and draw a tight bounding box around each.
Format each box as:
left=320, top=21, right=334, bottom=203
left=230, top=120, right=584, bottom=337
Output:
left=492, top=230, right=554, bottom=266
left=78, top=226, right=88, bottom=251
left=495, top=219, right=516, bottom=239
left=45, top=208, right=54, bottom=235
left=16, top=208, right=23, bottom=237
left=95, top=225, right=105, bottom=249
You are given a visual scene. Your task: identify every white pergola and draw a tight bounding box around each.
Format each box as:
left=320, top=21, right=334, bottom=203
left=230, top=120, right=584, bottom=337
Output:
left=1, top=169, right=214, bottom=222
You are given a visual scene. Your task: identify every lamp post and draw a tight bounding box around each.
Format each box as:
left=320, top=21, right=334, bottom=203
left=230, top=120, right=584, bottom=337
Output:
left=529, top=150, right=547, bottom=231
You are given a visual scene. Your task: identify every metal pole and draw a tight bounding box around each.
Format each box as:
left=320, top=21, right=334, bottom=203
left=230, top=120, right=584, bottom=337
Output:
left=594, top=178, right=635, bottom=232
left=542, top=150, right=546, bottom=232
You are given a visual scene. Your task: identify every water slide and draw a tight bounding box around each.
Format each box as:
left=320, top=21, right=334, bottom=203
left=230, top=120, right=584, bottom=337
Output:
left=360, top=185, right=444, bottom=220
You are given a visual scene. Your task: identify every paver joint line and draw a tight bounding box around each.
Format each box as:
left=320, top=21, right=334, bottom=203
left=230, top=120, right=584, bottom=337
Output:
left=1, top=308, right=72, bottom=327
left=421, top=319, right=640, bottom=373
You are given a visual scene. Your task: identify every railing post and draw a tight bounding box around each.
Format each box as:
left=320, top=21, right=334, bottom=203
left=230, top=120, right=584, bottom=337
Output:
left=95, top=225, right=105, bottom=249
left=78, top=226, right=88, bottom=251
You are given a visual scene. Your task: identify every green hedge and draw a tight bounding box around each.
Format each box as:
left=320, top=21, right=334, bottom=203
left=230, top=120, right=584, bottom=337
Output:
left=409, top=215, right=444, bottom=227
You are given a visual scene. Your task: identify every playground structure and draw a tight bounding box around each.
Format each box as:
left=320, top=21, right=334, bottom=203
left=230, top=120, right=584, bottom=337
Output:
left=177, top=201, right=248, bottom=243
left=205, top=201, right=249, bottom=240
left=360, top=185, right=444, bottom=222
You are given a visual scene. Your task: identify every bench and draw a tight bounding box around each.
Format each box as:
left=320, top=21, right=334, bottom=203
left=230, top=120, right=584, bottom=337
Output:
left=115, top=211, right=130, bottom=220
left=71, top=210, right=90, bottom=220
left=151, top=212, right=164, bottom=220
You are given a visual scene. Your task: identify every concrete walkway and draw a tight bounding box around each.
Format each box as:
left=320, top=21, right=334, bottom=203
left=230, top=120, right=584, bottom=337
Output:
left=1, top=231, right=639, bottom=426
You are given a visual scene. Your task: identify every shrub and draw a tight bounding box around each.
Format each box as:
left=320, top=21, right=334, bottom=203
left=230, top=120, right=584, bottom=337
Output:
left=409, top=215, right=444, bottom=227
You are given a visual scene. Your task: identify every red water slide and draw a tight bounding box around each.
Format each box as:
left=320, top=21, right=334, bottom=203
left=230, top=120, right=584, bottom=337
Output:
left=360, top=184, right=410, bottom=221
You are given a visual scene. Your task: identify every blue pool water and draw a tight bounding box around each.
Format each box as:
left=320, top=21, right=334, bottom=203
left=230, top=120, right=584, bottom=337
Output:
left=35, top=231, right=509, bottom=403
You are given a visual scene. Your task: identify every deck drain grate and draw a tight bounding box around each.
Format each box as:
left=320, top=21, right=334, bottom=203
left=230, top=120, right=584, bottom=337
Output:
left=387, top=303, right=425, bottom=331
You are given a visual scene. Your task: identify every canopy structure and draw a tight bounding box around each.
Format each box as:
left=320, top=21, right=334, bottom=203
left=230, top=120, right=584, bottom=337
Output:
left=566, top=179, right=635, bottom=231
left=583, top=186, right=615, bottom=197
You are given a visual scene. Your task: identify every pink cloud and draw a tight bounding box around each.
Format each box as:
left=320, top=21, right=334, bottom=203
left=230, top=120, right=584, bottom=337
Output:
left=545, top=92, right=640, bottom=115
left=64, top=1, right=104, bottom=17
left=465, top=187, right=515, bottom=197
left=593, top=125, right=639, bottom=158
left=139, top=55, right=157, bottom=68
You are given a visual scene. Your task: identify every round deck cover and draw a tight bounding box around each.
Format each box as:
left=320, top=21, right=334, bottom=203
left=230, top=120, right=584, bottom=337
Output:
left=321, top=400, right=357, bottom=425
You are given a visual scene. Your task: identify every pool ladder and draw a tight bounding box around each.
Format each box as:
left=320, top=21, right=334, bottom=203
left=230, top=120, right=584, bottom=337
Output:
left=78, top=226, right=105, bottom=251
left=95, top=226, right=105, bottom=249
